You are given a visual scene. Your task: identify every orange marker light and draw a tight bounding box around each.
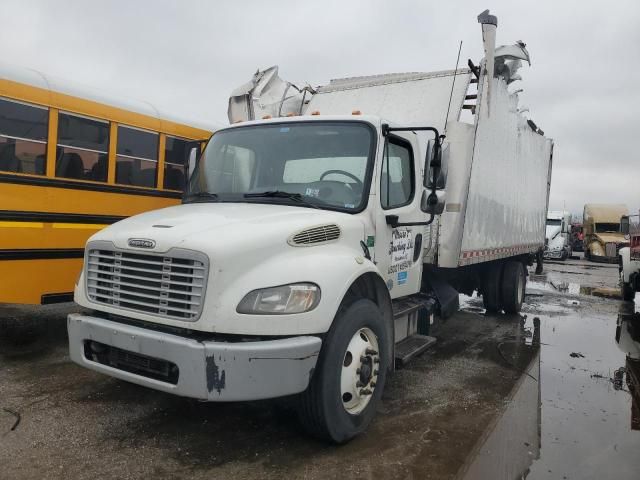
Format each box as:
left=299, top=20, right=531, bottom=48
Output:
left=262, top=114, right=272, bottom=119
left=286, top=112, right=296, bottom=117
left=311, top=111, right=320, bottom=115
left=352, top=110, right=362, bottom=115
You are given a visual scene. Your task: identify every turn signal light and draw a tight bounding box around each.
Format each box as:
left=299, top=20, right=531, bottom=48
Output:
left=352, top=110, right=362, bottom=115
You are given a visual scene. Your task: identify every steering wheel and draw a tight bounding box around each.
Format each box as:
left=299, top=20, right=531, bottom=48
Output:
left=320, top=170, right=363, bottom=189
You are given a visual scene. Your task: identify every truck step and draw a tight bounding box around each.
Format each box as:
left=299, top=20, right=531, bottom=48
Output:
left=392, top=294, right=437, bottom=318
left=395, top=334, right=437, bottom=366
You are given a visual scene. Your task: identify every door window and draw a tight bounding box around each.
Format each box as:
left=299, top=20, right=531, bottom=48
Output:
left=381, top=138, right=414, bottom=209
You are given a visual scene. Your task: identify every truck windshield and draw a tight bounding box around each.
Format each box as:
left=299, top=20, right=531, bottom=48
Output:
left=546, top=219, right=561, bottom=226
left=595, top=223, right=620, bottom=233
left=186, top=121, right=375, bottom=212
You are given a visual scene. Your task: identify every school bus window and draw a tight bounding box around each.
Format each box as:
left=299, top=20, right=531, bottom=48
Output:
left=164, top=135, right=189, bottom=190
left=116, top=125, right=158, bottom=188
left=0, top=97, right=48, bottom=175
left=56, top=112, right=109, bottom=182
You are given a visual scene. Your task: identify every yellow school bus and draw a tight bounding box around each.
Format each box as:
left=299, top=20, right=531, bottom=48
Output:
left=0, top=63, right=215, bottom=304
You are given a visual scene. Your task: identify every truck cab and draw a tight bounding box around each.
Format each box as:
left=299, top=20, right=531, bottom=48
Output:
left=620, top=212, right=640, bottom=301
left=583, top=203, right=629, bottom=262
left=68, top=114, right=446, bottom=443
left=544, top=210, right=572, bottom=260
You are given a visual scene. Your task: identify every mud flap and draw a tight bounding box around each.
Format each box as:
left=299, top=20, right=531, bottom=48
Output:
left=422, top=270, right=459, bottom=319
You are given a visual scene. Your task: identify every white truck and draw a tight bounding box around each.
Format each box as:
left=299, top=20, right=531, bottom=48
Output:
left=67, top=11, right=553, bottom=443
left=544, top=210, right=572, bottom=261
left=620, top=212, right=640, bottom=301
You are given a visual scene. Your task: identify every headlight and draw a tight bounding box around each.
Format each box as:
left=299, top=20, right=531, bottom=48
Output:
left=237, top=283, right=321, bottom=315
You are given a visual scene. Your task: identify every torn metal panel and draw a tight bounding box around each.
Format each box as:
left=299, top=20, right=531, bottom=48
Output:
left=228, top=67, right=472, bottom=131
left=228, top=66, right=311, bottom=123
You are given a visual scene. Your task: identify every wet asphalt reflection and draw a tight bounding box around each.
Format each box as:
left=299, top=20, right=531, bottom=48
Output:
left=1, top=256, right=639, bottom=479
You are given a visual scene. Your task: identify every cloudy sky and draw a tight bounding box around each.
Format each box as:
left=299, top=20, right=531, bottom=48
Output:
left=2, top=0, right=639, bottom=215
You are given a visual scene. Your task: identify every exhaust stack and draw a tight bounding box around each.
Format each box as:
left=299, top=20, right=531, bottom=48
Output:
left=477, top=9, right=497, bottom=116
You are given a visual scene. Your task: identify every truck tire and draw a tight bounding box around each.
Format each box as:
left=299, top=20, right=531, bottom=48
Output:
left=297, top=298, right=389, bottom=443
left=482, top=263, right=503, bottom=312
left=535, top=249, right=544, bottom=275
left=622, top=282, right=635, bottom=301
left=502, top=261, right=526, bottom=313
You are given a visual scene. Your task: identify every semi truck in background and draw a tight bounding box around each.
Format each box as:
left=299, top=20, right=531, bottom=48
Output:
left=544, top=210, right=572, bottom=261
left=583, top=204, right=629, bottom=262
left=620, top=211, right=640, bottom=301
left=66, top=11, right=553, bottom=443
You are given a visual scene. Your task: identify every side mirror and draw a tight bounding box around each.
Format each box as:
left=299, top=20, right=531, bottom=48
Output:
left=184, top=141, right=200, bottom=185
left=187, top=145, right=199, bottom=180
left=421, top=190, right=445, bottom=215
left=621, top=216, right=630, bottom=235
left=425, top=140, right=449, bottom=189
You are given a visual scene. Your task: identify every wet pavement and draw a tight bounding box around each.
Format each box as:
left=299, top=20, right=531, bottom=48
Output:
left=1, top=257, right=639, bottom=479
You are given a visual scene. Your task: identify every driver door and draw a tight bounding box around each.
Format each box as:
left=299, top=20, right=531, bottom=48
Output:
left=373, top=134, right=425, bottom=299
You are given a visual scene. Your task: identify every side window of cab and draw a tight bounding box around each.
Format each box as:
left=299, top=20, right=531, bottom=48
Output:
left=380, top=137, right=415, bottom=209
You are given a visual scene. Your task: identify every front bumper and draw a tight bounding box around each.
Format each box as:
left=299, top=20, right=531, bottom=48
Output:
left=589, top=254, right=618, bottom=264
left=543, top=249, right=564, bottom=259
left=67, top=313, right=321, bottom=401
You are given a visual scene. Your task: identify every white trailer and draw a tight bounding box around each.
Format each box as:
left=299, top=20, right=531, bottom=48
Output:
left=67, top=11, right=553, bottom=443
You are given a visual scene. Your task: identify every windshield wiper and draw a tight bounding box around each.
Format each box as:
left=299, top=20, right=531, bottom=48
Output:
left=183, top=191, right=219, bottom=203
left=244, top=190, right=321, bottom=209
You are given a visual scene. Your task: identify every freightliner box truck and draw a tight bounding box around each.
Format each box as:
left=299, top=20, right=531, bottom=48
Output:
left=67, top=11, right=553, bottom=443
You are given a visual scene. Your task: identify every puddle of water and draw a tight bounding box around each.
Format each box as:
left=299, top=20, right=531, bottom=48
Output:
left=457, top=299, right=640, bottom=479
left=525, top=302, right=640, bottom=479
left=528, top=280, right=621, bottom=299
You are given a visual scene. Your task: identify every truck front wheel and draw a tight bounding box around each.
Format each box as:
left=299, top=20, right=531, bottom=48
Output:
left=502, top=261, right=526, bottom=313
left=297, top=298, right=389, bottom=443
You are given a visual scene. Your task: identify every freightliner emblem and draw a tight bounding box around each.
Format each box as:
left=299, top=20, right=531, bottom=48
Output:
left=128, top=238, right=156, bottom=249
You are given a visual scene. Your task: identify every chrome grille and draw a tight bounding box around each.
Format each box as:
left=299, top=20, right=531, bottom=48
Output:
left=289, top=224, right=341, bottom=246
left=85, top=243, right=208, bottom=321
left=605, top=242, right=617, bottom=258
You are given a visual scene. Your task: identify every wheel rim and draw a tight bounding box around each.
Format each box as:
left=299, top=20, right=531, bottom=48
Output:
left=340, top=327, right=380, bottom=415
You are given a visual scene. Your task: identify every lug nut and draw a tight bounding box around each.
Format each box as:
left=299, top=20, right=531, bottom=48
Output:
left=356, top=381, right=363, bottom=388
left=366, top=348, right=378, bottom=355
left=373, top=358, right=380, bottom=364
left=371, top=382, right=376, bottom=388
left=359, top=389, right=372, bottom=395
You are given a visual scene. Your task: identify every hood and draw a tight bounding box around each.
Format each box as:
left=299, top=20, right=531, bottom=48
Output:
left=91, top=202, right=365, bottom=253
left=593, top=232, right=626, bottom=244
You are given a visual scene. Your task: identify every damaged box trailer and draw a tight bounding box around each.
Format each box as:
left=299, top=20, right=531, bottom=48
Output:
left=67, top=10, right=553, bottom=443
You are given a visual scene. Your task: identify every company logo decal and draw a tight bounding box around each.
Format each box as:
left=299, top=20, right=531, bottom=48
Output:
left=127, top=238, right=156, bottom=249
